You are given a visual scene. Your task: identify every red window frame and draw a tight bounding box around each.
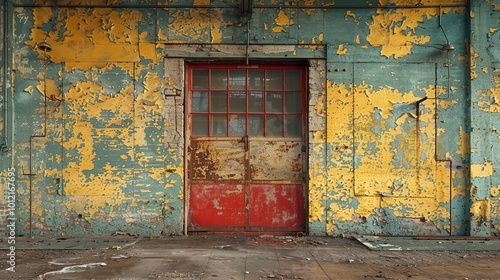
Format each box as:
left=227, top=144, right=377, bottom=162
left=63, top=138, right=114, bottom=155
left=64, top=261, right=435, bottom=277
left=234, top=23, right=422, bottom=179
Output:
left=188, top=64, right=307, bottom=138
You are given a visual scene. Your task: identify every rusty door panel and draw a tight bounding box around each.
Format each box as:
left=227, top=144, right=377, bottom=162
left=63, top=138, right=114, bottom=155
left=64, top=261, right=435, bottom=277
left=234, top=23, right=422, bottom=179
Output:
left=190, top=139, right=246, bottom=181
left=189, top=183, right=246, bottom=228
left=249, top=140, right=302, bottom=181
left=188, top=139, right=305, bottom=232
left=249, top=184, right=303, bottom=229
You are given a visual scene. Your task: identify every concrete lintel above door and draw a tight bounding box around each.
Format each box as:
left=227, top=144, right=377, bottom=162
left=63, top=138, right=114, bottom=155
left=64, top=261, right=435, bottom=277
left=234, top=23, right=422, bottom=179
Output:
left=163, top=44, right=326, bottom=59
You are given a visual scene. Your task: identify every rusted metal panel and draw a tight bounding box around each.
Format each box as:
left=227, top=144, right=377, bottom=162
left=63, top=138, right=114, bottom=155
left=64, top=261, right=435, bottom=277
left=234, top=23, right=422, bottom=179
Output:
left=189, top=183, right=245, bottom=228
left=249, top=184, right=303, bottom=229
left=249, top=140, right=302, bottom=181
left=190, top=139, right=246, bottom=181
left=188, top=136, right=305, bottom=231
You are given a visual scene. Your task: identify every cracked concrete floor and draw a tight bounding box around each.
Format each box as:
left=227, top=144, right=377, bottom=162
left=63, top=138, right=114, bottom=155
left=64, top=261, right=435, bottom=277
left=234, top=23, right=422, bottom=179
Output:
left=0, top=235, right=499, bottom=279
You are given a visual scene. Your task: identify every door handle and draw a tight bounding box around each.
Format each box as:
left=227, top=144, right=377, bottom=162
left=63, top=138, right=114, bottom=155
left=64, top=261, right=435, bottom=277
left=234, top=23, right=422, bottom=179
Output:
left=239, top=135, right=249, bottom=151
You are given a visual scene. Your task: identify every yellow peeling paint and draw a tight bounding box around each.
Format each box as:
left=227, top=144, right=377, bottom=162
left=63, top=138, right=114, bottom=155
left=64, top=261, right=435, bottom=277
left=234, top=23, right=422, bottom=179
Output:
left=456, top=126, right=469, bottom=161
left=336, top=44, right=348, bottom=55
left=478, top=68, right=500, bottom=112
left=168, top=9, right=223, bottom=43
left=28, top=8, right=143, bottom=69
left=313, top=131, right=325, bottom=142
left=491, top=185, right=500, bottom=197
left=471, top=199, right=490, bottom=221
left=60, top=72, right=136, bottom=218
left=471, top=161, right=494, bottom=178
left=272, top=10, right=294, bottom=33
left=193, top=0, right=210, bottom=5
left=24, top=85, right=34, bottom=95
left=210, top=26, right=223, bottom=43
left=272, top=26, right=287, bottom=33
left=275, top=10, right=291, bottom=26
left=314, top=95, right=325, bottom=116
left=139, top=32, right=161, bottom=65
left=352, top=82, right=437, bottom=198
left=470, top=46, right=479, bottom=80
left=35, top=79, right=62, bottom=100
left=324, top=80, right=358, bottom=226
left=135, top=72, right=164, bottom=147
left=366, top=6, right=448, bottom=58
left=345, top=10, right=356, bottom=21
left=439, top=99, right=458, bottom=110
left=326, top=81, right=352, bottom=143
left=382, top=197, right=441, bottom=218
left=355, top=196, right=381, bottom=217
left=308, top=183, right=325, bottom=222
left=157, top=28, right=168, bottom=42
left=328, top=198, right=355, bottom=223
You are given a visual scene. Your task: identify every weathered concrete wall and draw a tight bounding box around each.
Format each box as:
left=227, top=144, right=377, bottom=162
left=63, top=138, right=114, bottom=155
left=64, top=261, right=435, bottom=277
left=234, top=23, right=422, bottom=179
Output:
left=0, top=0, right=497, bottom=237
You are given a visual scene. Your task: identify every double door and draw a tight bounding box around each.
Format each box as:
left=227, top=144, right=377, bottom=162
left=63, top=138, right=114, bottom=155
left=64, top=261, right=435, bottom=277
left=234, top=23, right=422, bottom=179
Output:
left=187, top=64, right=306, bottom=232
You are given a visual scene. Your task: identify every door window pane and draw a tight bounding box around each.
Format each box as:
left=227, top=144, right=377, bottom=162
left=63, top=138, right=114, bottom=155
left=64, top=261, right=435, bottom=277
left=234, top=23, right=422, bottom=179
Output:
left=249, top=92, right=264, bottom=112
left=266, top=115, right=283, bottom=136
left=285, top=92, right=301, bottom=112
left=211, top=69, right=227, bottom=90
left=285, top=69, right=302, bottom=90
left=248, top=70, right=264, bottom=90
left=193, top=70, right=208, bottom=89
left=192, top=115, right=208, bottom=136
left=285, top=115, right=302, bottom=137
left=211, top=92, right=227, bottom=112
left=266, top=92, right=282, bottom=112
left=191, top=66, right=304, bottom=138
left=229, top=70, right=246, bottom=90
left=266, top=70, right=282, bottom=90
left=230, top=91, right=246, bottom=112
left=248, top=115, right=264, bottom=136
left=192, top=91, right=208, bottom=112
left=229, top=114, right=246, bottom=136
left=211, top=115, right=227, bottom=136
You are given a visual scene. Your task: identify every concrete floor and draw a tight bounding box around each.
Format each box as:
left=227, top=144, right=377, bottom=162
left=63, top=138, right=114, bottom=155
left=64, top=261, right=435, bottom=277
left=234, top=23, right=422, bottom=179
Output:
left=0, top=235, right=499, bottom=279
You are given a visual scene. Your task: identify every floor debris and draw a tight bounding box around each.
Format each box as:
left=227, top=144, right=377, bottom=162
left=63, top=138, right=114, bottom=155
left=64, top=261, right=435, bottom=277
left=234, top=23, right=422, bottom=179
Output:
left=355, top=235, right=500, bottom=251
left=42, top=262, right=107, bottom=276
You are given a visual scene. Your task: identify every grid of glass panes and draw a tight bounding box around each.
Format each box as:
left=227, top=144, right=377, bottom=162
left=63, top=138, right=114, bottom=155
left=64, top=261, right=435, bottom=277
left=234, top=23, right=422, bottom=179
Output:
left=190, top=65, right=304, bottom=137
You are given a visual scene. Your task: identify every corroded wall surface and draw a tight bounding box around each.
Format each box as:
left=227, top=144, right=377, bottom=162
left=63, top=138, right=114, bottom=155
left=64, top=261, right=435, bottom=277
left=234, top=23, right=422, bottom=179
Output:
left=0, top=0, right=497, bottom=237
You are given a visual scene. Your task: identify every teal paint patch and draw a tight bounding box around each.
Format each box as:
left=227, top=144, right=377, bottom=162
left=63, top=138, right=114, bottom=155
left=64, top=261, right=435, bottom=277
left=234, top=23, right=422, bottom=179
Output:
left=333, top=208, right=443, bottom=236
left=451, top=194, right=470, bottom=236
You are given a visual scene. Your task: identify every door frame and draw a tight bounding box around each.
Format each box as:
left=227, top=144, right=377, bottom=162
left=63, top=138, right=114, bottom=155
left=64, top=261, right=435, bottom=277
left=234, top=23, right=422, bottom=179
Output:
left=185, top=62, right=308, bottom=233
left=162, top=43, right=327, bottom=235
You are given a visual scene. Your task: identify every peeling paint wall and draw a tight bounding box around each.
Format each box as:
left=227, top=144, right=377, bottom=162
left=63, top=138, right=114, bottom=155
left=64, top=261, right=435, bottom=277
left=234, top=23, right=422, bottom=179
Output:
left=470, top=0, right=500, bottom=237
left=0, top=0, right=497, bottom=237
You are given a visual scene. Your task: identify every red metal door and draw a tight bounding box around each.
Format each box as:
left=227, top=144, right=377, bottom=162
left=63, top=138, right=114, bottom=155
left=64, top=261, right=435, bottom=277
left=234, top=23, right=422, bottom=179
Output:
left=187, top=64, right=306, bottom=233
